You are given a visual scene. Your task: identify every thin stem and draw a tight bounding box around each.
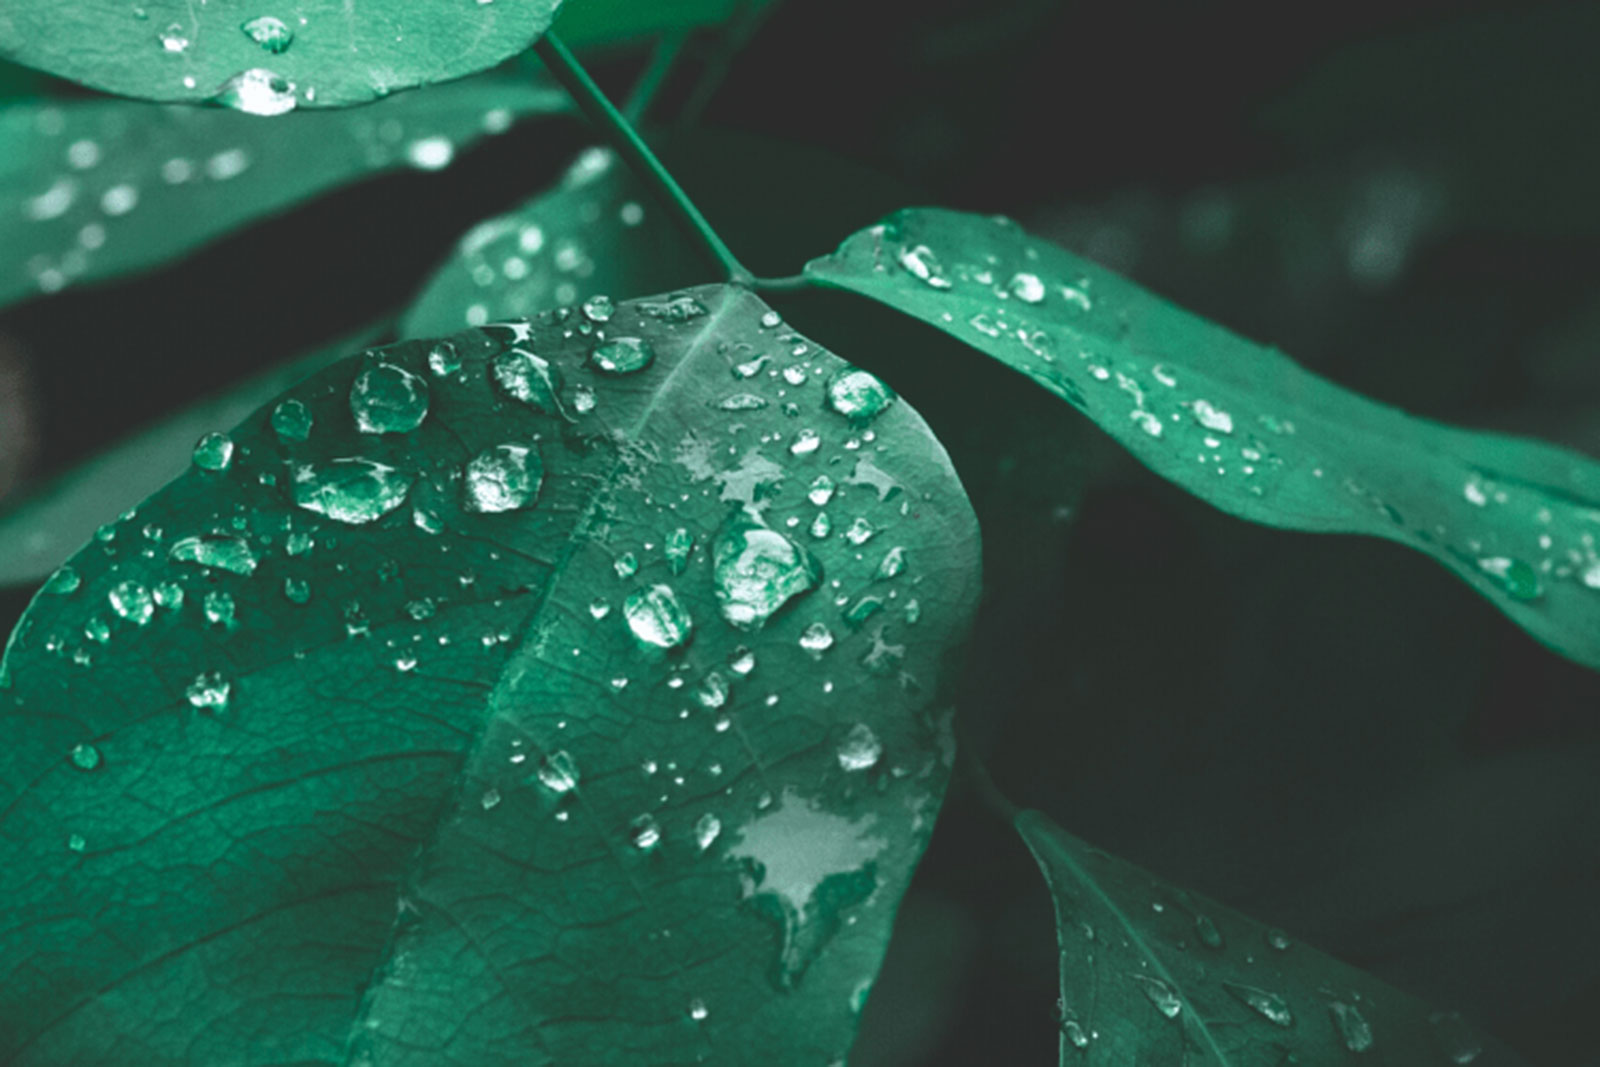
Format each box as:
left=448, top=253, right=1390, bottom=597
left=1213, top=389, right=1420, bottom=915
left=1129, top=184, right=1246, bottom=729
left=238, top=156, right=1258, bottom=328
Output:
left=960, top=740, right=1022, bottom=827
left=622, top=30, right=690, bottom=125
left=747, top=272, right=814, bottom=293
left=677, top=0, right=779, bottom=128
left=535, top=32, right=754, bottom=287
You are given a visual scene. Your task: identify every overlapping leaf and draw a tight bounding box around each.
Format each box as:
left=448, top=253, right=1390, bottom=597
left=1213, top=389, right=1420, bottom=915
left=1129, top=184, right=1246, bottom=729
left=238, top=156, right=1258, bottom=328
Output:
left=1017, top=810, right=1524, bottom=1066
left=806, top=208, right=1600, bottom=672
left=0, top=72, right=566, bottom=308
left=0, top=284, right=979, bottom=1065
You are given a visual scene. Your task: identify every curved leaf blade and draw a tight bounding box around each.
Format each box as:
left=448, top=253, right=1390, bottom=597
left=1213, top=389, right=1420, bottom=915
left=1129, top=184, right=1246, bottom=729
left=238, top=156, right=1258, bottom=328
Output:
left=1017, top=810, right=1525, bottom=1066
left=0, top=72, right=566, bottom=307
left=806, top=208, right=1600, bottom=672
left=0, top=0, right=562, bottom=109
left=0, top=284, right=979, bottom=1065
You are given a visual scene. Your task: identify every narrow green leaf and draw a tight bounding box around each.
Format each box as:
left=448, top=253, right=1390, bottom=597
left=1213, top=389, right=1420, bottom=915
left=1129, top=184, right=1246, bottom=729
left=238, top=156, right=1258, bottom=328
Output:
left=401, top=146, right=699, bottom=338
left=0, top=284, right=979, bottom=1065
left=806, top=208, right=1600, bottom=672
left=1016, top=810, right=1525, bottom=1066
left=0, top=0, right=562, bottom=110
left=0, top=324, right=382, bottom=588
left=0, top=72, right=566, bottom=307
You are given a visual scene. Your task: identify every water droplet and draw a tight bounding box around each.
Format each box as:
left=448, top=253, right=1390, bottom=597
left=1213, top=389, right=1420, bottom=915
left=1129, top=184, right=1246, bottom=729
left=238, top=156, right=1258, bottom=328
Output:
left=843, top=594, right=883, bottom=626
left=696, top=671, right=729, bottom=708
left=1130, top=410, right=1164, bottom=437
left=825, top=368, right=895, bottom=423
left=203, top=591, right=236, bottom=628
left=1191, top=399, right=1234, bottom=434
left=536, top=751, right=579, bottom=793
left=240, top=14, right=293, bottom=52
left=1429, top=1011, right=1483, bottom=1064
left=712, top=515, right=823, bottom=629
left=591, top=336, right=655, bottom=375
left=581, top=294, right=614, bottom=322
left=1478, top=556, right=1542, bottom=601
left=808, top=475, right=836, bottom=507
left=152, top=581, right=184, bottom=609
left=217, top=68, right=298, bottom=116
left=789, top=429, right=821, bottom=456
left=491, top=348, right=563, bottom=412
left=100, top=183, right=138, bottom=216
left=463, top=444, right=542, bottom=513
left=1265, top=928, right=1291, bottom=951
left=729, top=647, right=757, bottom=675
left=84, top=616, right=111, bottom=644
left=1009, top=272, right=1046, bottom=303
left=169, top=534, right=259, bottom=575
left=1329, top=1001, right=1373, bottom=1052
left=844, top=517, right=875, bottom=546
left=638, top=295, right=707, bottom=322
left=1061, top=1018, right=1090, bottom=1049
left=271, top=398, right=313, bottom=442
left=588, top=598, right=610, bottom=619
left=1131, top=974, right=1182, bottom=1019
left=630, top=813, right=661, bottom=849
left=810, top=512, right=831, bottom=539
left=67, top=833, right=87, bottom=853
left=613, top=553, right=639, bottom=578
left=695, top=813, right=722, bottom=850
left=428, top=342, right=461, bottom=378
left=405, top=136, right=454, bottom=171
left=282, top=577, right=311, bottom=604
left=186, top=670, right=231, bottom=711
left=350, top=363, right=429, bottom=434
left=836, top=723, right=882, bottom=771
left=623, top=584, right=694, bottom=650
left=1224, top=982, right=1292, bottom=1027
left=159, top=23, right=190, bottom=52
left=70, top=742, right=102, bottom=771
left=192, top=431, right=234, bottom=471
left=1194, top=913, right=1224, bottom=949
left=480, top=787, right=501, bottom=810
left=665, top=527, right=693, bottom=574
left=799, top=621, right=835, bottom=654
left=718, top=393, right=767, bottom=411
left=108, top=580, right=153, bottom=625
left=44, top=566, right=81, bottom=595
left=875, top=546, right=905, bottom=580
left=688, top=998, right=709, bottom=1021
left=292, top=459, right=415, bottom=524
left=898, top=244, right=952, bottom=289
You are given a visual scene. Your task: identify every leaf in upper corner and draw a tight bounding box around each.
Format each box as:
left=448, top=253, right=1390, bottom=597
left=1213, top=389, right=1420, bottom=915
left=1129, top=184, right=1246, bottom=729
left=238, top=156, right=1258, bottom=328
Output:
left=806, top=208, right=1600, bottom=673
left=400, top=146, right=700, bottom=337
left=0, top=324, right=383, bottom=588
left=0, top=0, right=563, bottom=109
left=0, top=284, right=979, bottom=1065
left=0, top=71, right=566, bottom=308
left=1015, top=810, right=1526, bottom=1066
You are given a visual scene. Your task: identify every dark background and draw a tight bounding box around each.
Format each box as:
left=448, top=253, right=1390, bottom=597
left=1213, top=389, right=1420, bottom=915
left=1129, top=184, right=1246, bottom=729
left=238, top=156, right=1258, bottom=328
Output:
left=4, top=1, right=1599, bottom=1063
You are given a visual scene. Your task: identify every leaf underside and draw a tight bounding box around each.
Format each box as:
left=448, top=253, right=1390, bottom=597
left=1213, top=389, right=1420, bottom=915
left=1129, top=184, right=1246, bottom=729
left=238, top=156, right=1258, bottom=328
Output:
left=0, top=284, right=980, bottom=1065
left=1017, top=810, right=1525, bottom=1066
left=806, top=207, right=1600, bottom=673
left=0, top=71, right=567, bottom=309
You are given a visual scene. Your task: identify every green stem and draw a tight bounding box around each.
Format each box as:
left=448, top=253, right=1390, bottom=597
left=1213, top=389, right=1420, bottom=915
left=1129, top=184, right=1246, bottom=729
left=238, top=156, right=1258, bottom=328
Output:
left=622, top=31, right=689, bottom=125
left=535, top=32, right=755, bottom=287
left=677, top=0, right=779, bottom=128
left=959, top=740, right=1022, bottom=827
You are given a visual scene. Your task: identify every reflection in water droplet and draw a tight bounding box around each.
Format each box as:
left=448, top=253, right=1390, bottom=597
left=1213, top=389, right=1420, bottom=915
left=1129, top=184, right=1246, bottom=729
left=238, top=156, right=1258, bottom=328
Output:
left=170, top=534, right=259, bottom=575
left=1009, top=272, right=1046, bottom=303
left=217, top=68, right=298, bottom=116
left=898, top=244, right=952, bottom=289
left=463, top=444, right=542, bottom=513
left=272, top=398, right=313, bottom=442
left=1224, top=982, right=1293, bottom=1027
left=836, top=723, right=881, bottom=771
left=350, top=363, right=429, bottom=434
left=108, top=580, right=153, bottom=625
left=808, top=475, right=836, bottom=507
left=581, top=294, right=614, bottom=322
left=240, top=14, right=293, bottom=52
left=536, top=751, right=579, bottom=793
left=1329, top=1002, right=1373, bottom=1052
left=799, top=622, right=835, bottom=654
left=192, top=432, right=235, bottom=471
left=591, top=336, right=655, bottom=375
left=1191, top=399, right=1234, bottom=434
left=492, top=348, right=563, bottom=412
left=293, top=459, right=415, bottom=524
left=712, top=515, right=823, bottom=629
left=623, top=584, right=694, bottom=650
left=186, top=670, right=231, bottom=711
left=826, top=368, right=895, bottom=423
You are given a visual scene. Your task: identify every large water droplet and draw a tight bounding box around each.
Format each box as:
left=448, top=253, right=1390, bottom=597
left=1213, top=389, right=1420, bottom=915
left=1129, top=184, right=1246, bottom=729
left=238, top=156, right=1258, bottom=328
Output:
left=217, top=68, right=297, bottom=116
left=1008, top=272, right=1046, bottom=303
left=1132, top=975, right=1182, bottom=1019
left=169, top=533, right=259, bottom=575
left=240, top=14, right=293, bottom=52
left=1329, top=1001, right=1373, bottom=1052
left=536, top=751, right=579, bottom=793
left=186, top=670, right=231, bottom=711
left=581, top=294, right=614, bottom=322
left=492, top=348, right=563, bottom=412
left=108, top=580, right=153, bottom=625
left=350, top=363, right=429, bottom=434
left=463, top=444, right=542, bottom=513
left=623, top=584, right=694, bottom=650
left=192, top=431, right=235, bottom=471
left=836, top=723, right=881, bottom=771
left=272, top=398, right=313, bottom=442
left=293, top=459, right=414, bottom=524
left=591, top=336, right=655, bottom=375
left=711, top=515, right=822, bottom=629
left=1224, top=982, right=1293, bottom=1027
left=826, top=368, right=895, bottom=424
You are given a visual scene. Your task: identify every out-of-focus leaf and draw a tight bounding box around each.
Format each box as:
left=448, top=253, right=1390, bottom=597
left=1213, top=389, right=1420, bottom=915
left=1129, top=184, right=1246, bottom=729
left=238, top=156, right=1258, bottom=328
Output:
left=0, top=324, right=381, bottom=587
left=0, top=284, right=979, bottom=1065
left=1017, top=809, right=1526, bottom=1066
left=0, top=71, right=567, bottom=308
left=555, top=0, right=779, bottom=49
left=807, top=208, right=1600, bottom=673
left=0, top=0, right=563, bottom=110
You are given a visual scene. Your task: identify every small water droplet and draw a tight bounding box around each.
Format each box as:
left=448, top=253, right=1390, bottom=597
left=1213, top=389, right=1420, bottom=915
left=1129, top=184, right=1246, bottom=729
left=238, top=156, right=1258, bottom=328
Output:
left=614, top=553, right=639, bottom=578
left=203, top=591, right=236, bottom=628
left=898, top=243, right=952, bottom=289
left=1265, top=928, right=1291, bottom=951
left=159, top=23, right=190, bottom=52
left=1194, top=913, right=1224, bottom=949
left=665, top=527, right=693, bottom=574
left=623, top=584, right=693, bottom=650
left=240, top=14, right=293, bottom=52
left=492, top=348, right=563, bottom=412
left=712, top=515, right=823, bottom=629
left=108, top=580, right=153, bottom=625
left=1429, top=1011, right=1483, bottom=1064
left=581, top=294, right=615, bottom=322
left=1191, top=399, right=1234, bottom=434
left=687, top=997, right=709, bottom=1021
left=169, top=534, right=258, bottom=575
left=799, top=621, right=835, bottom=654
left=292, top=459, right=415, bottom=524
left=271, top=398, right=313, bottom=442
left=810, top=512, right=831, bottom=539
left=70, top=742, right=102, bottom=771
left=536, top=751, right=579, bottom=793
left=186, top=670, right=231, bottom=711
left=808, top=475, right=836, bottom=507
left=1224, top=982, right=1292, bottom=1027
left=152, top=581, right=184, bottom=609
left=695, top=813, right=722, bottom=850
left=217, top=68, right=298, bottom=116
left=591, top=336, right=655, bottom=375
left=43, top=566, right=82, bottom=595
left=1132, top=974, right=1182, bottom=1019
left=875, top=546, right=905, bottom=580
left=1478, top=556, right=1542, bottom=601
left=729, top=647, right=757, bottom=675
left=789, top=429, right=821, bottom=456
left=1329, top=1001, right=1373, bottom=1052
left=844, top=517, right=875, bottom=546
left=350, top=363, right=429, bottom=434
left=463, top=444, right=542, bottom=513
left=1130, top=410, right=1164, bottom=437
left=718, top=393, right=767, bottom=411
left=630, top=813, right=661, bottom=849
left=191, top=431, right=235, bottom=471
left=836, top=723, right=881, bottom=771
left=588, top=597, right=610, bottom=619
left=427, top=341, right=461, bottom=378
left=1008, top=272, right=1046, bottom=303
left=826, top=368, right=895, bottom=423
left=67, top=833, right=87, bottom=853
left=480, top=787, right=501, bottom=810
left=283, top=577, right=311, bottom=604
left=405, top=136, right=454, bottom=171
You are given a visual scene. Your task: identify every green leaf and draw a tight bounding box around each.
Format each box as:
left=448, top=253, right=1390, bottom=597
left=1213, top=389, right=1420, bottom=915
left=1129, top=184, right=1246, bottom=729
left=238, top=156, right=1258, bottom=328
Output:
left=554, top=0, right=779, bottom=49
left=401, top=145, right=699, bottom=338
left=806, top=208, right=1600, bottom=672
left=0, top=71, right=566, bottom=307
left=0, top=0, right=563, bottom=110
left=0, top=284, right=979, bottom=1065
left=1016, top=809, right=1526, bottom=1066
left=0, top=324, right=382, bottom=587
